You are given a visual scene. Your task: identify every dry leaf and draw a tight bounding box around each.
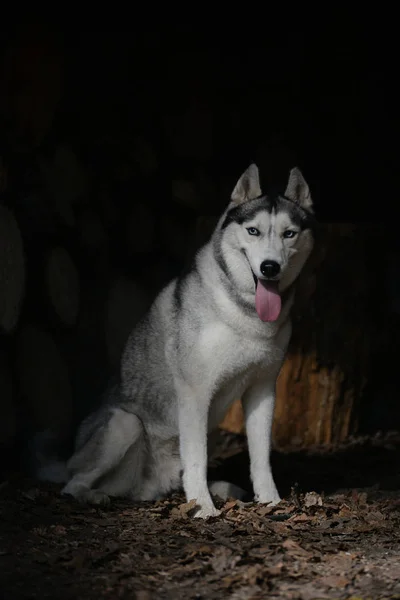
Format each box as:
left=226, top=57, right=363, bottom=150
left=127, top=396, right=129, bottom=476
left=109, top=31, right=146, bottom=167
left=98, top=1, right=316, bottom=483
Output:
left=222, top=500, right=238, bottom=513
left=304, top=491, right=323, bottom=507
left=319, top=574, right=350, bottom=588
left=50, top=525, right=67, bottom=535
left=135, top=592, right=152, bottom=600
left=255, top=504, right=275, bottom=517
left=282, top=539, right=311, bottom=558
left=171, top=498, right=197, bottom=518
left=210, top=547, right=240, bottom=574
left=228, top=585, right=262, bottom=600
left=265, top=561, right=285, bottom=577
left=289, top=513, right=313, bottom=523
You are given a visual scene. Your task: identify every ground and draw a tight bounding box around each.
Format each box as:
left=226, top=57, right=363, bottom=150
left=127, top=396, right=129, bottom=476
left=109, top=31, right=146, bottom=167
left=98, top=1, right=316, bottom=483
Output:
left=1, top=432, right=400, bottom=600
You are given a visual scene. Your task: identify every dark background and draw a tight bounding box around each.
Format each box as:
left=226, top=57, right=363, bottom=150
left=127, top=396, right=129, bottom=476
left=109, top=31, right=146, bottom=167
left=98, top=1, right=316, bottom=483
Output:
left=1, top=19, right=398, bottom=222
left=0, top=18, right=399, bottom=470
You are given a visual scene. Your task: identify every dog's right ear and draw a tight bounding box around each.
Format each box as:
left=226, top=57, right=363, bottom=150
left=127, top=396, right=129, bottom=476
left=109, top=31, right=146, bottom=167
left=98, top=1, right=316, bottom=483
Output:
left=231, top=164, right=262, bottom=205
left=284, top=167, right=313, bottom=211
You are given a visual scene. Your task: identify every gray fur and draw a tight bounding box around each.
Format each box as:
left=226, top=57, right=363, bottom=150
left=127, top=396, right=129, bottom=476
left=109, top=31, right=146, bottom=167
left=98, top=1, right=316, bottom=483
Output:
left=61, top=164, right=315, bottom=518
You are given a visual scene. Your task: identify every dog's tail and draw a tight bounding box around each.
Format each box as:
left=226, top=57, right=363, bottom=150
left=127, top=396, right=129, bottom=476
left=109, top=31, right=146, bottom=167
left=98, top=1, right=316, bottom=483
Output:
left=36, top=458, right=69, bottom=483
left=30, top=428, right=70, bottom=483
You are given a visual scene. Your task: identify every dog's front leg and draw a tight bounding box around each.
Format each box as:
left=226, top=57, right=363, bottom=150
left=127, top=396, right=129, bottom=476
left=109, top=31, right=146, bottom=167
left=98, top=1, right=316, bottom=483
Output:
left=242, top=375, right=281, bottom=506
left=177, top=384, right=220, bottom=519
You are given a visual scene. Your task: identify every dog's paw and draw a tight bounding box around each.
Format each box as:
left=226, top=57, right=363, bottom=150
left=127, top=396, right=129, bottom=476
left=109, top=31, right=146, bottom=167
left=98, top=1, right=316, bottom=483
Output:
left=61, top=483, right=111, bottom=506
left=255, top=492, right=281, bottom=507
left=82, top=489, right=111, bottom=506
left=193, top=504, right=221, bottom=519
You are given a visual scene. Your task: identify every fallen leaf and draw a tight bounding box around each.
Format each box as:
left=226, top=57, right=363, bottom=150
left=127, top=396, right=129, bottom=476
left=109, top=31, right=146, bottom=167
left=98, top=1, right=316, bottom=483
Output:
left=171, top=498, right=197, bottom=518
left=304, top=491, right=323, bottom=507
left=228, top=585, right=262, bottom=600
left=281, top=538, right=311, bottom=557
left=50, top=525, right=67, bottom=535
left=221, top=500, right=238, bottom=513
left=319, top=574, right=350, bottom=588
left=265, top=561, right=285, bottom=577
left=289, top=513, right=313, bottom=523
left=255, top=504, right=275, bottom=517
left=243, top=564, right=262, bottom=586
left=135, top=592, right=152, bottom=600
left=210, top=547, right=240, bottom=574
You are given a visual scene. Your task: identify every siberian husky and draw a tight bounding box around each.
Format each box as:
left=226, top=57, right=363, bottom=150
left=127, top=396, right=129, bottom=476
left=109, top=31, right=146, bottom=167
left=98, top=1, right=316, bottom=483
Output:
left=60, top=164, right=315, bottom=518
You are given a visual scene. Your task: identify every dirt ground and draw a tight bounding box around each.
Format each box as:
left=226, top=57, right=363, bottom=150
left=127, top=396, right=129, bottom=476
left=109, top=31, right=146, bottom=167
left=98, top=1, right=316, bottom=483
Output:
left=1, top=432, right=400, bottom=600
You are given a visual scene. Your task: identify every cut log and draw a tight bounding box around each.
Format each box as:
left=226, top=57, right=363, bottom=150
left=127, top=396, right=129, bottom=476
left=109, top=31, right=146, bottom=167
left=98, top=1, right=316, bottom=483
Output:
left=0, top=206, right=25, bottom=334
left=105, top=276, right=153, bottom=370
left=218, top=224, right=380, bottom=447
left=0, top=347, right=16, bottom=446
left=44, top=246, right=80, bottom=328
left=14, top=325, right=73, bottom=442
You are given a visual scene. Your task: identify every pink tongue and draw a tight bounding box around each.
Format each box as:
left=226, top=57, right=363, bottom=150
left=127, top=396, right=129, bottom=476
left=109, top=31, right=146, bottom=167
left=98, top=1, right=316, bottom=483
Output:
left=255, top=280, right=282, bottom=322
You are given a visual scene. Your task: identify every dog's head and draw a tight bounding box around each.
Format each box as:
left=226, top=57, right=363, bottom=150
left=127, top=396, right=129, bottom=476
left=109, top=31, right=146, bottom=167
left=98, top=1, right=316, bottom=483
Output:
left=220, top=164, right=315, bottom=322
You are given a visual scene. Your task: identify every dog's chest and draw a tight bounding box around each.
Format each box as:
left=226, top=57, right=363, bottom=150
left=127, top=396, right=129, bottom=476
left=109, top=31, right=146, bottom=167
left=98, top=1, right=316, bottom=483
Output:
left=197, top=321, right=279, bottom=370
left=198, top=322, right=281, bottom=395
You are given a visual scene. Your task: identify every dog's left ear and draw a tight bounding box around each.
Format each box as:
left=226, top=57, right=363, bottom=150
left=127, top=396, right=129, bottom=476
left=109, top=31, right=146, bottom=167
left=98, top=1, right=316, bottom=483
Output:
left=284, top=167, right=313, bottom=211
left=231, top=163, right=262, bottom=205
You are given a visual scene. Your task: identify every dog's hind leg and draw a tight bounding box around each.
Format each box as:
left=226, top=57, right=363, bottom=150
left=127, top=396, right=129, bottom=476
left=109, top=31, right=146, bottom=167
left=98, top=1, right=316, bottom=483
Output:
left=208, top=481, right=249, bottom=501
left=62, top=407, right=143, bottom=505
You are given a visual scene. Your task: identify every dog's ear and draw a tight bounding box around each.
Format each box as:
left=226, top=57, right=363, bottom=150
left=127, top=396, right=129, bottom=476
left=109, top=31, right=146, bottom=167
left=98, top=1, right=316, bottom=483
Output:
left=231, top=163, right=262, bottom=205
left=284, top=167, right=313, bottom=211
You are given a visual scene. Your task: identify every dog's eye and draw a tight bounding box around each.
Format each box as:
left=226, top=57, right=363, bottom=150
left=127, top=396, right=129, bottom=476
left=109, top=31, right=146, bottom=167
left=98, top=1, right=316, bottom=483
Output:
left=283, top=230, right=297, bottom=239
left=246, top=227, right=260, bottom=236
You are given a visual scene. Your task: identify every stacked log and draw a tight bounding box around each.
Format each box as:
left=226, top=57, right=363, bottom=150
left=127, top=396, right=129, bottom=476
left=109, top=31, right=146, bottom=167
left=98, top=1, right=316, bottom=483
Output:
left=0, top=25, right=396, bottom=464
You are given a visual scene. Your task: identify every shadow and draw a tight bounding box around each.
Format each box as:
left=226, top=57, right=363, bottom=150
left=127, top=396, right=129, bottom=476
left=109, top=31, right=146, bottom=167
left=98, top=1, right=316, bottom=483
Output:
left=208, top=433, right=400, bottom=499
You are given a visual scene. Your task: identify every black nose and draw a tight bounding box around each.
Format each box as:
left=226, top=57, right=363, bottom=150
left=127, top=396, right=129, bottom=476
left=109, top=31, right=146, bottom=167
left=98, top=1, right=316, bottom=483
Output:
left=260, top=260, right=280, bottom=278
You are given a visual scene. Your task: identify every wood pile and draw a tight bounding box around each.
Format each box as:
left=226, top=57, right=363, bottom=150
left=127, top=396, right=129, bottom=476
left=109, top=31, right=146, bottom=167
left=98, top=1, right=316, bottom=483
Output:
left=0, top=24, right=395, bottom=463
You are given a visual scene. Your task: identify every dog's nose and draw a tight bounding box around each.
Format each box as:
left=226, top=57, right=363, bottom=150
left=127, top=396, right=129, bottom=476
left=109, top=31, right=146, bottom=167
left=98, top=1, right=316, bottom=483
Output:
left=260, top=260, right=280, bottom=278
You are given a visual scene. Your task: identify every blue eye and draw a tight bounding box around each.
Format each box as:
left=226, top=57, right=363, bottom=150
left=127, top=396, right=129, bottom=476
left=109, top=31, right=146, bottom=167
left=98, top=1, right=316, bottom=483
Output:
left=283, top=230, right=297, bottom=239
left=247, top=227, right=260, bottom=236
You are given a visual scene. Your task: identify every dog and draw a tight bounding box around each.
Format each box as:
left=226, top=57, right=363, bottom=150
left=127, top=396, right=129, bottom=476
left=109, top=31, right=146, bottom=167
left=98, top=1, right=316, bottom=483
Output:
left=60, top=164, right=315, bottom=518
